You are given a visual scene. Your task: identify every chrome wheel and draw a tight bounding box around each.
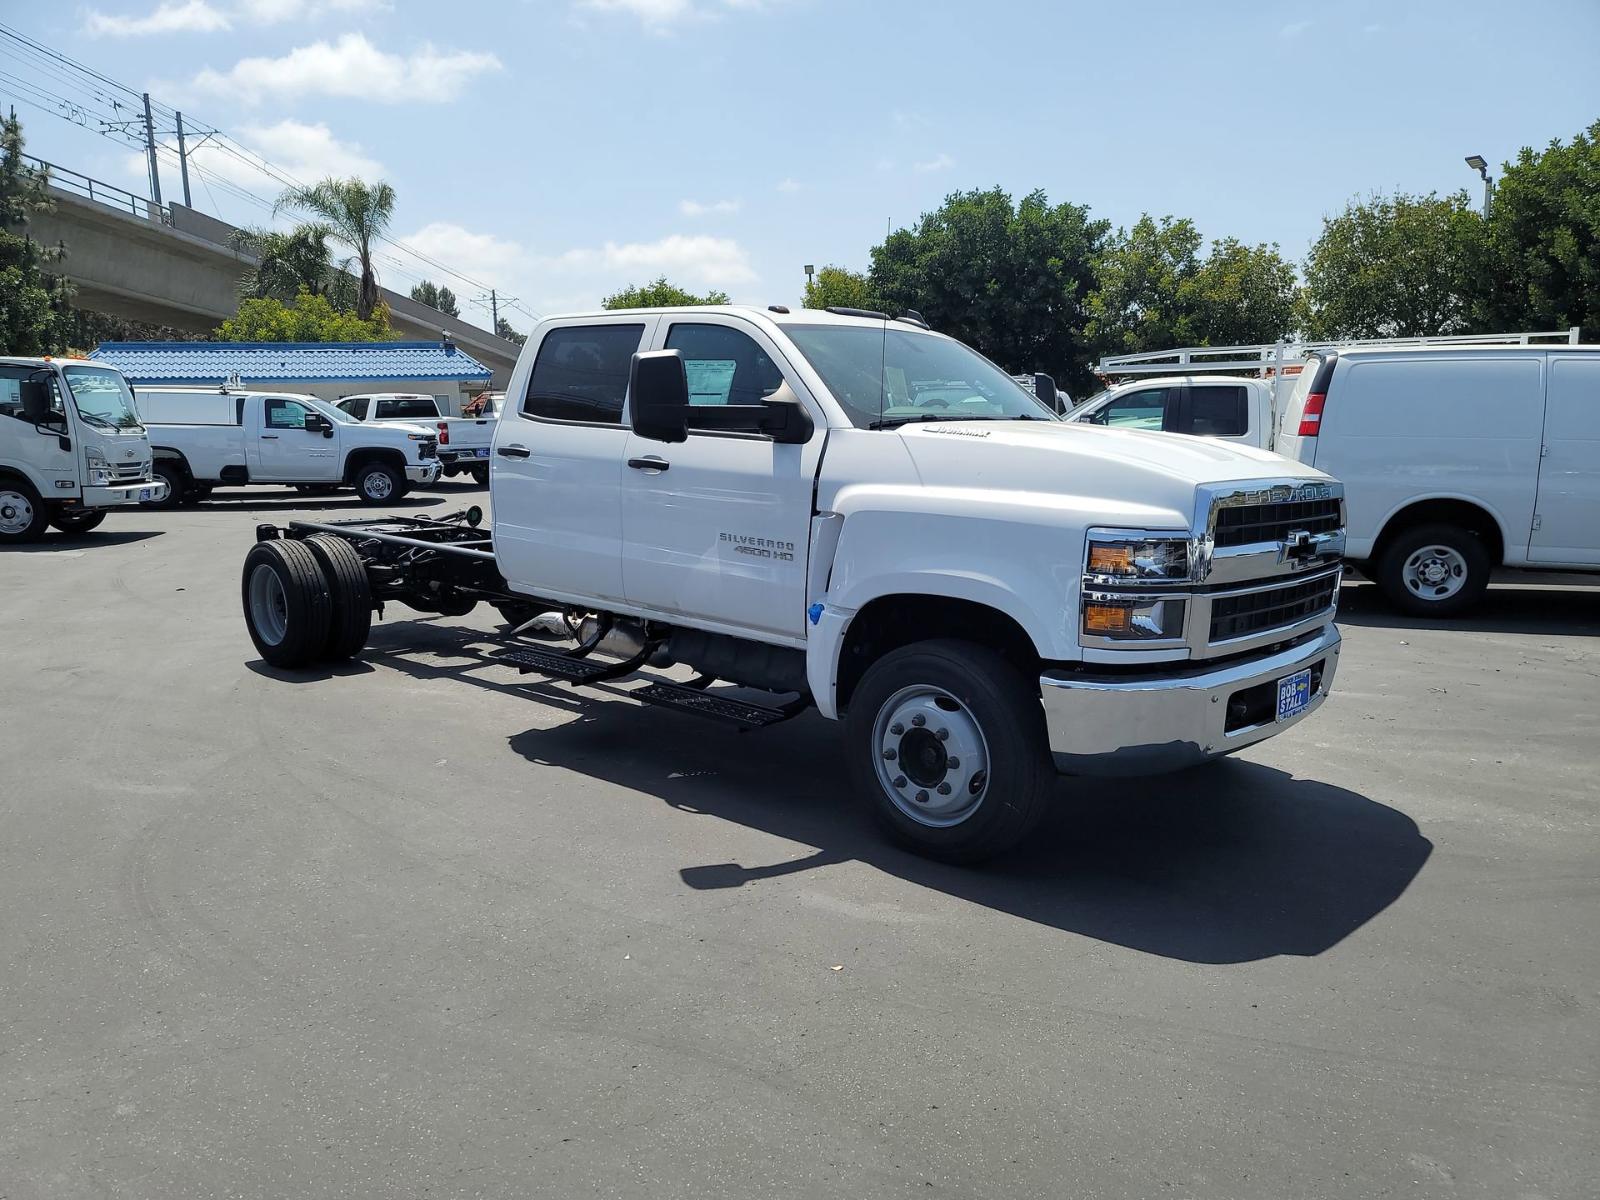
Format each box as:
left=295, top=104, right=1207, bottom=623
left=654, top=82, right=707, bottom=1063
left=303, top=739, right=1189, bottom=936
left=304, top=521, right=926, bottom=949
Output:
left=248, top=563, right=289, bottom=646
left=871, top=685, right=991, bottom=828
left=1402, top=543, right=1468, bottom=602
left=0, top=488, right=35, bottom=536
left=362, top=470, right=393, bottom=501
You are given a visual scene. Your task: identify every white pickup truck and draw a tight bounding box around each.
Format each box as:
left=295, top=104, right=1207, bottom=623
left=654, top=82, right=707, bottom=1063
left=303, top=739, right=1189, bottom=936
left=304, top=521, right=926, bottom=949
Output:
left=137, top=387, right=440, bottom=505
left=334, top=392, right=495, bottom=485
left=1064, top=375, right=1278, bottom=447
left=1, top=356, right=168, bottom=542
left=237, top=307, right=1345, bottom=861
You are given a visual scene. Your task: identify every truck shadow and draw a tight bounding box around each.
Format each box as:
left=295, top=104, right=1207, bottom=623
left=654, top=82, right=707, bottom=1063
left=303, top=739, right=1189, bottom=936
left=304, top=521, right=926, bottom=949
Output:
left=4, top=529, right=165, bottom=553
left=339, top=619, right=1432, bottom=963
left=195, top=496, right=446, bottom=514
left=1337, top=579, right=1600, bottom=637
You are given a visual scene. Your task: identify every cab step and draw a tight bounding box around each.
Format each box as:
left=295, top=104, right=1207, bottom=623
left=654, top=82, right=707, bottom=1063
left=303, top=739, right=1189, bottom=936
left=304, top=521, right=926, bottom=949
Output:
left=634, top=681, right=804, bottom=729
left=493, top=643, right=617, bottom=683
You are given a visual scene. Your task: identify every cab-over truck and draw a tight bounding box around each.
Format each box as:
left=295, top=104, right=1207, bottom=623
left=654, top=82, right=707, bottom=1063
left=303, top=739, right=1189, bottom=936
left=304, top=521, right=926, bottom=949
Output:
left=237, top=307, right=1346, bottom=861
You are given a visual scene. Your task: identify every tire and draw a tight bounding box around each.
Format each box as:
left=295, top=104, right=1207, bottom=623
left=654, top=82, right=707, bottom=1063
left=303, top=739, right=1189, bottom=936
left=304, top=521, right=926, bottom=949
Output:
left=1375, top=522, right=1492, bottom=617
left=469, top=464, right=489, bottom=487
left=844, top=638, right=1054, bottom=863
left=354, top=461, right=403, bottom=505
left=303, top=533, right=373, bottom=661
left=48, top=509, right=108, bottom=534
left=241, top=538, right=333, bottom=668
left=144, top=461, right=187, bottom=509
left=0, top=478, right=49, bottom=544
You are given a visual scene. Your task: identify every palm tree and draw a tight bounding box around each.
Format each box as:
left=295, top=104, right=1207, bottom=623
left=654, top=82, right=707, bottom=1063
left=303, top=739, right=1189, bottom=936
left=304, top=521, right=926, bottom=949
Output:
left=231, top=222, right=345, bottom=302
left=275, top=177, right=396, bottom=321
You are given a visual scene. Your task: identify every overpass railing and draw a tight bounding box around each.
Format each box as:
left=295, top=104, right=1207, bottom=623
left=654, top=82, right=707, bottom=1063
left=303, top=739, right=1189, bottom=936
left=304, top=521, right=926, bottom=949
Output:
left=26, top=155, right=172, bottom=227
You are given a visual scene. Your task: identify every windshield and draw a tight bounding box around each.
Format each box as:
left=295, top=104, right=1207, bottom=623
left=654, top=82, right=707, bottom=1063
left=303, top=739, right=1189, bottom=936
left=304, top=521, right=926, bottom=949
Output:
left=785, top=325, right=1057, bottom=430
left=63, top=367, right=143, bottom=431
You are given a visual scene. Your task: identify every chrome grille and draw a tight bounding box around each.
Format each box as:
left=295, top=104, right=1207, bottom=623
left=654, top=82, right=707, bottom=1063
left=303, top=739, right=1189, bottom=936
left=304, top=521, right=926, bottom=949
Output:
left=111, top=460, right=149, bottom=481
left=1209, top=570, right=1340, bottom=643
left=1214, top=497, right=1343, bottom=547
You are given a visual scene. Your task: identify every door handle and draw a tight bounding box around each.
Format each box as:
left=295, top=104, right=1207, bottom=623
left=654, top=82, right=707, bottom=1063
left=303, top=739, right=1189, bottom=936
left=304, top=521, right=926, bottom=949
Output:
left=259, top=434, right=279, bottom=439
left=497, top=444, right=531, bottom=459
left=628, top=457, right=669, bottom=472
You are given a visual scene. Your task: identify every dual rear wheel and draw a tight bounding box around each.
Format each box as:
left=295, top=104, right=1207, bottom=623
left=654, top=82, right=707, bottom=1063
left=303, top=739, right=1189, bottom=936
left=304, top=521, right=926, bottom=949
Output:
left=242, top=535, right=372, bottom=668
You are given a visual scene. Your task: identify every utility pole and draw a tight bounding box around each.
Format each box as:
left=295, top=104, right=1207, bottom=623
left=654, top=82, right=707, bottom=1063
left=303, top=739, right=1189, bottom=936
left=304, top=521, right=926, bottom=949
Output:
left=490, top=288, right=499, bottom=332
left=175, top=111, right=192, bottom=208
left=141, top=92, right=162, bottom=206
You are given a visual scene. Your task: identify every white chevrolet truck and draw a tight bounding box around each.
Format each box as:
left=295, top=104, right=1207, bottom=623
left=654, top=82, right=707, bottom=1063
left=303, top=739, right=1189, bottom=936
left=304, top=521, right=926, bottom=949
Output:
left=1, top=356, right=168, bottom=543
left=237, top=307, right=1345, bottom=861
left=333, top=392, right=496, bottom=485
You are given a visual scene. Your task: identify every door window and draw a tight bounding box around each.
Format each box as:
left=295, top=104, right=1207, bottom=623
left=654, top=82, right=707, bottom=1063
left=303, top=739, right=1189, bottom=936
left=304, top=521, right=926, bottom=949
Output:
left=0, top=366, right=65, bottom=418
left=1182, top=385, right=1248, bottom=437
left=337, top=398, right=366, bottom=420
left=264, top=398, right=315, bottom=430
left=1093, top=387, right=1173, bottom=431
left=523, top=324, right=645, bottom=424
left=664, top=323, right=786, bottom=429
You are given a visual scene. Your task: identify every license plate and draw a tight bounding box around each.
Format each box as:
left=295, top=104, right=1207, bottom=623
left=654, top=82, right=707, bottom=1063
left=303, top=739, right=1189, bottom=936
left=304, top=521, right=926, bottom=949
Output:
left=138, top=487, right=152, bottom=501
left=474, top=448, right=490, bottom=458
left=1275, top=668, right=1313, bottom=722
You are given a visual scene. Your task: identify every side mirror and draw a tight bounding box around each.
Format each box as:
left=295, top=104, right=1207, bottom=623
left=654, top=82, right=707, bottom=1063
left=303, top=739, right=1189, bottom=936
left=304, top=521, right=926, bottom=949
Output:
left=1033, top=373, right=1063, bottom=415
left=19, top=379, right=53, bottom=422
left=305, top=412, right=333, bottom=436
left=629, top=350, right=689, bottom=444
left=757, top=383, right=815, bottom=445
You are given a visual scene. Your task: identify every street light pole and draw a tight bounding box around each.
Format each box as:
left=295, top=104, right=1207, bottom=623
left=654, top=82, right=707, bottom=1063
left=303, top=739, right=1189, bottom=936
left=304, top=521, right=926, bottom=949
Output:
left=1465, top=154, right=1493, bottom=219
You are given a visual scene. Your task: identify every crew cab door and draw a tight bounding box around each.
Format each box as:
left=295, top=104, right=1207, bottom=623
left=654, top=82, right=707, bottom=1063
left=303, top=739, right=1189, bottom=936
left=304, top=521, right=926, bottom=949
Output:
left=1528, top=354, right=1600, bottom=565
left=492, top=318, right=656, bottom=605
left=248, top=396, right=339, bottom=481
left=620, top=316, right=823, bottom=642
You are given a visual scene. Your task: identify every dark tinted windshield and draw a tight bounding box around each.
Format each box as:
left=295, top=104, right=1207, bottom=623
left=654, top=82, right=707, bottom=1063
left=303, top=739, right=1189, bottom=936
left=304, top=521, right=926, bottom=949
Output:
left=785, top=325, right=1057, bottom=429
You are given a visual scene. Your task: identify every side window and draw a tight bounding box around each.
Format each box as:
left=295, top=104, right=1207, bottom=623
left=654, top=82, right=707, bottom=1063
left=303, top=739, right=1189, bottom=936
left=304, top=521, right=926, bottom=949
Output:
left=664, top=323, right=785, bottom=411
left=522, top=324, right=644, bottom=424
left=1183, top=386, right=1248, bottom=437
left=392, top=397, right=437, bottom=419
left=337, top=398, right=365, bottom=420
left=1095, top=387, right=1172, bottom=431
left=0, top=367, right=64, bottom=418
left=374, top=399, right=396, bottom=419
left=264, top=398, right=313, bottom=430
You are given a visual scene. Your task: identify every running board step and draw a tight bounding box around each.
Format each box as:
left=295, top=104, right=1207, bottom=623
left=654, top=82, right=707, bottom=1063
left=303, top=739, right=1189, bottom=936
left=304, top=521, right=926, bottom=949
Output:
left=633, top=681, right=802, bottom=728
left=493, top=644, right=615, bottom=683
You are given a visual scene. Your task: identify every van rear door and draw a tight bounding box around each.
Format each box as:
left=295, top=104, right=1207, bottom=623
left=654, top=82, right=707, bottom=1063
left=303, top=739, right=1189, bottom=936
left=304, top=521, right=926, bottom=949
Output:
left=1528, top=354, right=1600, bottom=565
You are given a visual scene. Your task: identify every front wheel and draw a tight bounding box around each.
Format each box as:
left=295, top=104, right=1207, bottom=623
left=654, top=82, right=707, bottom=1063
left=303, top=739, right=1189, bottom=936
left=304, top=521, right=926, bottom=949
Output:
left=0, top=479, right=49, bottom=543
left=469, top=464, right=489, bottom=487
left=844, top=638, right=1055, bottom=863
left=144, top=461, right=187, bottom=509
left=1376, top=522, right=1491, bottom=617
left=48, top=508, right=108, bottom=534
left=354, top=461, right=403, bottom=505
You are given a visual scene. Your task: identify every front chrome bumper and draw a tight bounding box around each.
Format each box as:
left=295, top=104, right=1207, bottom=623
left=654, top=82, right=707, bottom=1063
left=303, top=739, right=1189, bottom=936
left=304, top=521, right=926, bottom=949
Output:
left=82, top=479, right=168, bottom=507
left=1039, top=625, right=1341, bottom=777
left=405, top=463, right=441, bottom=484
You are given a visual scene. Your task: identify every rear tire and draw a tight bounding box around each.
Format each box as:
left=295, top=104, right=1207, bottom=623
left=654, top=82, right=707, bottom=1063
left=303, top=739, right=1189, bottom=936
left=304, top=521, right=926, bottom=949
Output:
left=48, top=509, right=108, bottom=534
left=469, top=464, right=489, bottom=487
left=303, top=533, right=373, bottom=661
left=354, top=461, right=403, bottom=505
left=1376, top=522, right=1491, bottom=617
left=0, top=478, right=49, bottom=544
left=844, top=638, right=1054, bottom=863
left=241, top=539, right=333, bottom=668
left=145, top=461, right=187, bottom=509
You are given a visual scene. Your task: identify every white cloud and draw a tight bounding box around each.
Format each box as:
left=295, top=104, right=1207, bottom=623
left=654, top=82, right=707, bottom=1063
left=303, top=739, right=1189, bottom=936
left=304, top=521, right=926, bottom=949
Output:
left=552, top=233, right=757, bottom=289
left=239, top=0, right=389, bottom=22
left=913, top=152, right=953, bottom=173
left=578, top=0, right=777, bottom=28
left=775, top=178, right=800, bottom=193
left=678, top=197, right=740, bottom=217
left=191, top=33, right=500, bottom=104
left=396, top=222, right=525, bottom=289
left=83, top=1, right=231, bottom=36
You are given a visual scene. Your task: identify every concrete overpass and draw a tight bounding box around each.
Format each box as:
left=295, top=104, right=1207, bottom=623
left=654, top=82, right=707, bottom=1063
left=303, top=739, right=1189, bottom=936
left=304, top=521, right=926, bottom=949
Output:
left=26, top=159, right=523, bottom=388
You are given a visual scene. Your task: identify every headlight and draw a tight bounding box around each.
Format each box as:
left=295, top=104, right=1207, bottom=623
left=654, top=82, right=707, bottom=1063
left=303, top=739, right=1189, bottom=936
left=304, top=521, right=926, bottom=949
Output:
left=88, top=468, right=114, bottom=486
left=1082, top=594, right=1187, bottom=640
left=85, top=447, right=108, bottom=468
left=1084, top=534, right=1193, bottom=583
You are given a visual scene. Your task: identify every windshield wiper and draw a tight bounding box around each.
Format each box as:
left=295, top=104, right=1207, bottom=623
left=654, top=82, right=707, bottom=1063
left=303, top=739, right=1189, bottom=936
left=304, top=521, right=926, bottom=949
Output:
left=869, top=413, right=1046, bottom=430
left=74, top=411, right=120, bottom=430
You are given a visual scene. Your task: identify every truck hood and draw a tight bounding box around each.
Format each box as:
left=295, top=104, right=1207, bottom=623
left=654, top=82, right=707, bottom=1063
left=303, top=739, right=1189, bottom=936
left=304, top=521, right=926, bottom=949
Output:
left=894, top=420, right=1327, bottom=524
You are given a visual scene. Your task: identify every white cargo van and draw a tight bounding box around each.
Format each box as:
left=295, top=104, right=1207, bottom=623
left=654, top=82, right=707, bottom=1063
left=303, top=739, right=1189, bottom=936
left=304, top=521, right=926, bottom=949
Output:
left=1277, top=344, right=1600, bottom=614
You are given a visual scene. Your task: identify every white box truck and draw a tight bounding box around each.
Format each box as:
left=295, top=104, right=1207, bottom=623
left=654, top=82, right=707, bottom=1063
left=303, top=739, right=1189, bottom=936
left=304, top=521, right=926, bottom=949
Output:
left=0, top=356, right=168, bottom=543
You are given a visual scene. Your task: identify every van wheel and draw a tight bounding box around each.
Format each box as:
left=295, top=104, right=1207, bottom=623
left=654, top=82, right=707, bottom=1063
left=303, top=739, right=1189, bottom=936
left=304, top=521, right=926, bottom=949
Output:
left=145, top=461, right=186, bottom=508
left=844, top=638, right=1054, bottom=863
left=1376, top=523, right=1491, bottom=617
left=49, top=509, right=108, bottom=534
left=241, top=539, right=333, bottom=668
left=0, top=479, right=49, bottom=543
left=303, top=533, right=373, bottom=661
left=354, top=461, right=402, bottom=505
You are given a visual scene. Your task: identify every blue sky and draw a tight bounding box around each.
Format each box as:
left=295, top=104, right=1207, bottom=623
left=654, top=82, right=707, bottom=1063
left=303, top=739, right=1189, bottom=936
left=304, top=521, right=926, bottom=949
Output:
left=6, top=0, right=1599, bottom=335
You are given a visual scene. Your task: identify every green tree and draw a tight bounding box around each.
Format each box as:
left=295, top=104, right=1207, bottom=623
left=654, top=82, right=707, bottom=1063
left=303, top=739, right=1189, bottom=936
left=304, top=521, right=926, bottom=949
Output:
left=276, top=177, right=397, bottom=321
left=494, top=314, right=527, bottom=345
left=803, top=265, right=881, bottom=311
left=0, top=112, right=74, bottom=354
left=602, top=276, right=731, bottom=308
left=869, top=187, right=1108, bottom=393
left=1484, top=119, right=1600, bottom=339
left=1183, top=237, right=1299, bottom=347
left=1300, top=191, right=1487, bottom=339
left=1087, top=215, right=1205, bottom=354
left=216, top=289, right=395, bottom=342
left=232, top=222, right=345, bottom=304
left=410, top=279, right=460, bottom=317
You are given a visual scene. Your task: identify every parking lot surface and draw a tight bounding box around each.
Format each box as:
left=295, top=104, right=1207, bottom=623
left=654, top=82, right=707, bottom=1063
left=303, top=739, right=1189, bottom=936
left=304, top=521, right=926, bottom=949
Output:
left=2, top=484, right=1596, bottom=1200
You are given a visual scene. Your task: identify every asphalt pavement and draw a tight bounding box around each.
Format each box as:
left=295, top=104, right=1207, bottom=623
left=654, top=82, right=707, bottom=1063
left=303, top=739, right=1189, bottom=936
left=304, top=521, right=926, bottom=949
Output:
left=2, top=483, right=1596, bottom=1199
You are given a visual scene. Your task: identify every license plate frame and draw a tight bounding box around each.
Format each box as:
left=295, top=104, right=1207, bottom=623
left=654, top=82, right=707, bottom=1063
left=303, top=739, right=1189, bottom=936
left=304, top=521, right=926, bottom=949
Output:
left=1275, top=668, right=1313, bottom=722
left=474, top=448, right=491, bottom=459
left=138, top=487, right=152, bottom=501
